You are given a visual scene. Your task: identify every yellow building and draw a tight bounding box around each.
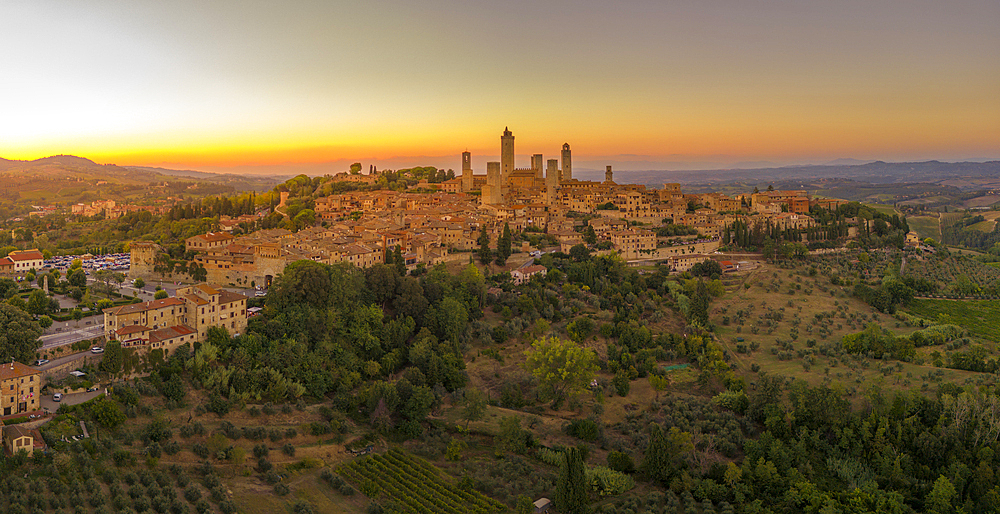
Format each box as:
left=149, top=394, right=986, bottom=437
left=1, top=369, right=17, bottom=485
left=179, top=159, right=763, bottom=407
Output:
left=0, top=362, right=41, bottom=417
left=104, top=284, right=248, bottom=352
left=611, top=229, right=657, bottom=259
left=2, top=425, right=40, bottom=456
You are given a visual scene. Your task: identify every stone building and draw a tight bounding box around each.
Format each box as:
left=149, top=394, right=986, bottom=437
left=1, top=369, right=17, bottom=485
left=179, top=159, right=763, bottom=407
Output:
left=104, top=284, right=248, bottom=353
left=0, top=362, right=41, bottom=417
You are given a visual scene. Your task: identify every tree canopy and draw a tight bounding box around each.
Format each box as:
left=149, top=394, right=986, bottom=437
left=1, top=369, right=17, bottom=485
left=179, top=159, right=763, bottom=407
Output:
left=0, top=304, right=42, bottom=363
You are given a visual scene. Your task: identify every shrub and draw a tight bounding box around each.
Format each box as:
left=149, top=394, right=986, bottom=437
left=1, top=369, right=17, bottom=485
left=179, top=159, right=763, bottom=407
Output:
left=184, top=487, right=201, bottom=503
left=607, top=451, right=635, bottom=474
left=565, top=418, right=601, bottom=442
left=192, top=443, right=209, bottom=459
left=274, top=483, right=290, bottom=496
left=281, top=443, right=295, bottom=457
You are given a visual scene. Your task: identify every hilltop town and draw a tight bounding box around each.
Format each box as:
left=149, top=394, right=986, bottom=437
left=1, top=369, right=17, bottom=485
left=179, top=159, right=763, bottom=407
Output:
left=125, top=128, right=855, bottom=288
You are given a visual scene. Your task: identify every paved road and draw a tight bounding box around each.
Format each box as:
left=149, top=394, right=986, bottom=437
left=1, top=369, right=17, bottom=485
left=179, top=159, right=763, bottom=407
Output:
left=41, top=389, right=105, bottom=412
left=40, top=325, right=105, bottom=349
left=33, top=350, right=93, bottom=373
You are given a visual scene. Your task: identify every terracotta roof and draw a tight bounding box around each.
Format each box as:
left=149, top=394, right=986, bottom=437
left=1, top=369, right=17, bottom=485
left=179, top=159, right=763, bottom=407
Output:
left=0, top=362, right=40, bottom=381
left=193, top=232, right=234, bottom=243
left=218, top=290, right=246, bottom=304
left=149, top=325, right=195, bottom=343
left=519, top=264, right=547, bottom=274
left=184, top=294, right=209, bottom=306
left=195, top=284, right=220, bottom=295
left=106, top=297, right=184, bottom=316
left=116, top=325, right=150, bottom=336
left=7, top=250, right=43, bottom=261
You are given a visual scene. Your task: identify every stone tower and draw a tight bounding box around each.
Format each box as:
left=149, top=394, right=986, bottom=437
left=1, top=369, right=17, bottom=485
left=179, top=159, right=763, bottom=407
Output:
left=605, top=165, right=613, bottom=183
left=461, top=151, right=473, bottom=192
left=129, top=241, right=161, bottom=278
left=546, top=159, right=560, bottom=206
left=531, top=154, right=543, bottom=180
left=561, top=143, right=572, bottom=182
left=482, top=161, right=502, bottom=206
left=501, top=127, right=515, bottom=185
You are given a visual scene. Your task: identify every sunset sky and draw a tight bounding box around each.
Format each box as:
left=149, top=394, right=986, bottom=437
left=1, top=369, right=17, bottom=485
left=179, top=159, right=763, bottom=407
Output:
left=2, top=0, right=998, bottom=174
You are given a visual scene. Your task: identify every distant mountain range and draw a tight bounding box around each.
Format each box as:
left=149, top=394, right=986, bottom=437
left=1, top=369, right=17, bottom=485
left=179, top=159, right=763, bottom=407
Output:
left=0, top=155, right=281, bottom=190
left=577, top=160, right=1000, bottom=192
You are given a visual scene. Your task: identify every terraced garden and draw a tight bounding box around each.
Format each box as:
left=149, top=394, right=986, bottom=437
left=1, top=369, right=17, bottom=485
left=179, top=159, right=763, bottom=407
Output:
left=338, top=449, right=507, bottom=514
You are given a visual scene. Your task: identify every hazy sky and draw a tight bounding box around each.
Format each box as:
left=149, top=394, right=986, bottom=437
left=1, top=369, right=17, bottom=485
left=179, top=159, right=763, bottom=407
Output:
left=2, top=0, right=998, bottom=173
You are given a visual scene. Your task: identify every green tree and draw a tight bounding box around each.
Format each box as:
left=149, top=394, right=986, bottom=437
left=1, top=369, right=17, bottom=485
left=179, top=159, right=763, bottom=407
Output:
left=67, top=268, right=87, bottom=288
left=99, top=341, right=124, bottom=375
left=555, top=447, right=589, bottom=514
left=91, top=397, right=126, bottom=429
left=524, top=336, right=598, bottom=402
left=38, top=315, right=52, bottom=329
left=293, top=209, right=316, bottom=231
left=569, top=244, right=591, bottom=262
left=7, top=295, right=27, bottom=311
left=584, top=225, right=597, bottom=245
left=925, top=475, right=957, bottom=514
left=477, top=224, right=492, bottom=266
left=648, top=374, right=670, bottom=401
left=461, top=387, right=487, bottom=429
left=0, top=304, right=42, bottom=363
left=495, top=223, right=512, bottom=266
left=154, top=290, right=168, bottom=300
left=642, top=424, right=693, bottom=484
left=72, top=308, right=83, bottom=327
left=0, top=278, right=17, bottom=299
left=162, top=373, right=186, bottom=403
left=26, top=289, right=49, bottom=316
left=393, top=245, right=405, bottom=276
left=132, top=277, right=145, bottom=288
left=497, top=415, right=529, bottom=454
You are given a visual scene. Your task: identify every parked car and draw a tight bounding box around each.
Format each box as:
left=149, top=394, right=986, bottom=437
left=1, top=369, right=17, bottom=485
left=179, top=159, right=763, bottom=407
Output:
left=90, top=347, right=104, bottom=354
left=86, top=386, right=99, bottom=392
left=255, top=290, right=267, bottom=297
left=34, top=359, right=50, bottom=366
left=53, top=393, right=62, bottom=402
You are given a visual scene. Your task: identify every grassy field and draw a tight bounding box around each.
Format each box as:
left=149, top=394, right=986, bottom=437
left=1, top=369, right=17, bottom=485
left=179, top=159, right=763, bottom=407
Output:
left=905, top=299, right=1000, bottom=342
left=865, top=203, right=899, bottom=216
left=906, top=215, right=940, bottom=240
left=969, top=220, right=996, bottom=232
left=708, top=262, right=992, bottom=399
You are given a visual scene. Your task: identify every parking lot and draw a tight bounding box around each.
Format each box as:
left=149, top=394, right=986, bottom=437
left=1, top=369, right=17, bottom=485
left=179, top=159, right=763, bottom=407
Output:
left=40, top=389, right=105, bottom=412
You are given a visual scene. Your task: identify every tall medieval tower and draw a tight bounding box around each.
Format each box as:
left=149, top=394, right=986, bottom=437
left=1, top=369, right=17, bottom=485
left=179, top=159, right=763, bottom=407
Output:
left=461, top=151, right=473, bottom=192
left=546, top=159, right=560, bottom=206
left=482, top=161, right=502, bottom=205
left=501, top=127, right=515, bottom=184
left=531, top=154, right=543, bottom=180
left=561, top=143, right=572, bottom=182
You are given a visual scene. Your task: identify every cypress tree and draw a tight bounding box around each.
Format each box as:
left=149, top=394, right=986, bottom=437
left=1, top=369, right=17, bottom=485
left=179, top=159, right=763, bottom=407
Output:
left=642, top=424, right=671, bottom=484
left=495, top=223, right=512, bottom=266
left=555, top=447, right=589, bottom=514
left=477, top=225, right=492, bottom=266
left=393, top=246, right=405, bottom=276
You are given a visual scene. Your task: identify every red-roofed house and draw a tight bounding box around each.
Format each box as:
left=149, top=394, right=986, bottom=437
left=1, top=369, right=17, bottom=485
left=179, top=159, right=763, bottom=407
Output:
left=511, top=264, right=547, bottom=285
left=185, top=232, right=235, bottom=253
left=5, top=249, right=43, bottom=272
